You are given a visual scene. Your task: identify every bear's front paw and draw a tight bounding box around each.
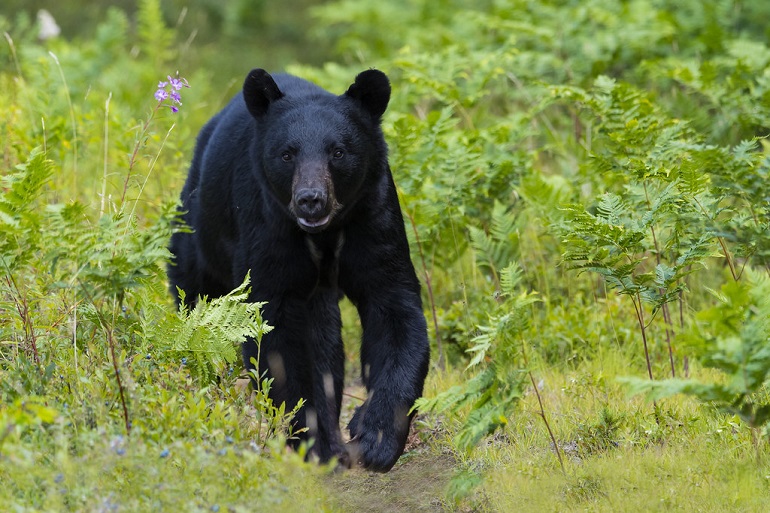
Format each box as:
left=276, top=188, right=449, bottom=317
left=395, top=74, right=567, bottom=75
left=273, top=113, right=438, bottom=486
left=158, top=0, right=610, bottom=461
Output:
left=346, top=401, right=411, bottom=472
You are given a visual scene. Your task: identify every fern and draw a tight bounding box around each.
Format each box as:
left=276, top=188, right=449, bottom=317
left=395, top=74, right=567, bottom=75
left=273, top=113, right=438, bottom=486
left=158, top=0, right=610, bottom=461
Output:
left=0, top=148, right=53, bottom=219
left=416, top=261, right=537, bottom=452
left=146, top=273, right=271, bottom=383
left=469, top=201, right=520, bottom=285
left=0, top=149, right=53, bottom=267
left=417, top=364, right=526, bottom=452
left=0, top=149, right=55, bottom=366
left=136, top=0, right=175, bottom=67
left=595, top=192, right=625, bottom=226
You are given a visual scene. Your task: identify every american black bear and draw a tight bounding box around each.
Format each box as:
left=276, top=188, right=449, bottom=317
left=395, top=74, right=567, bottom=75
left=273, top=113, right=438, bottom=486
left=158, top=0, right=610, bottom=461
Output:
left=168, top=68, right=430, bottom=471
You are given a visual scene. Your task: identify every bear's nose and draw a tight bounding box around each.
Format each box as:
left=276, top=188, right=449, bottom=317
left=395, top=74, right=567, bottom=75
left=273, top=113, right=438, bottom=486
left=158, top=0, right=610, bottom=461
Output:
left=295, top=188, right=327, bottom=218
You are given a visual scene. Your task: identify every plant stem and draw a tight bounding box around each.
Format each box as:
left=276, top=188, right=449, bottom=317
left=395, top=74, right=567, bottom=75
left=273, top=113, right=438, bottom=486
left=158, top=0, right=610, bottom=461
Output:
left=650, top=223, right=676, bottom=378
left=106, top=313, right=131, bottom=436
left=692, top=196, right=738, bottom=281
left=716, top=235, right=739, bottom=281
left=127, top=123, right=175, bottom=222
left=122, top=102, right=162, bottom=206
left=632, top=294, right=654, bottom=382
left=405, top=210, right=445, bottom=371
left=660, top=302, right=676, bottom=378
left=529, top=370, right=565, bottom=473
left=4, top=274, right=40, bottom=370
left=643, top=182, right=675, bottom=378
left=79, top=284, right=131, bottom=435
left=49, top=52, right=78, bottom=190
left=632, top=294, right=661, bottom=424
left=100, top=93, right=112, bottom=217
left=520, top=338, right=565, bottom=473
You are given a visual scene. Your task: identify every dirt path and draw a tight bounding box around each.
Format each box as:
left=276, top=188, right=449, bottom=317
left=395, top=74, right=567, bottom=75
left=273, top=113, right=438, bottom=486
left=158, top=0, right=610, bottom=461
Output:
left=326, top=449, right=455, bottom=513
left=326, top=383, right=456, bottom=513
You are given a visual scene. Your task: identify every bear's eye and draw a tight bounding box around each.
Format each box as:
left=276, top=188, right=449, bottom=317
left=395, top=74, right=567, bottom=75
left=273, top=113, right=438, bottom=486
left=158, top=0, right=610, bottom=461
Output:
left=281, top=152, right=293, bottom=162
left=332, top=149, right=345, bottom=159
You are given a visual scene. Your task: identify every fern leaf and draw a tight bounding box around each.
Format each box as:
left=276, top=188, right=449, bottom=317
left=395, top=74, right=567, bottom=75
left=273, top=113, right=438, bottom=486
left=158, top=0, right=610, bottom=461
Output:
left=149, top=273, right=270, bottom=383
left=596, top=193, right=624, bottom=226
left=0, top=148, right=53, bottom=219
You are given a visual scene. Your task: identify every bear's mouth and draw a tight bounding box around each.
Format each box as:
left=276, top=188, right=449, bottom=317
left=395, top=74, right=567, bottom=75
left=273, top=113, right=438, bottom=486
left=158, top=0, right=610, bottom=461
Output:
left=297, top=214, right=332, bottom=232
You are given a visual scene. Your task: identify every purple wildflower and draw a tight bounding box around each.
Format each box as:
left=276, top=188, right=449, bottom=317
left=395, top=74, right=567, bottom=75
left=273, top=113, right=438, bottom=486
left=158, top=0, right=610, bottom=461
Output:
left=154, top=73, right=190, bottom=113
left=168, top=76, right=190, bottom=91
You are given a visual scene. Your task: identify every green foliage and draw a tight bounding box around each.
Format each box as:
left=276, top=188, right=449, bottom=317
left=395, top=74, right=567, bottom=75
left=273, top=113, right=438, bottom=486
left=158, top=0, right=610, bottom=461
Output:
left=416, top=262, right=537, bottom=452
left=136, top=0, right=175, bottom=67
left=0, top=10, right=316, bottom=507
left=469, top=201, right=520, bottom=287
left=249, top=368, right=308, bottom=449
left=573, top=407, right=623, bottom=457
left=552, top=73, right=769, bottom=387
left=146, top=274, right=270, bottom=384
left=622, top=271, right=770, bottom=435
left=0, top=398, right=57, bottom=453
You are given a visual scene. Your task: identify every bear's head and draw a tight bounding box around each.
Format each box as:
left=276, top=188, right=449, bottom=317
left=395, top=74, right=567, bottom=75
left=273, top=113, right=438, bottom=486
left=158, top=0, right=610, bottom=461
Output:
left=243, top=69, right=391, bottom=233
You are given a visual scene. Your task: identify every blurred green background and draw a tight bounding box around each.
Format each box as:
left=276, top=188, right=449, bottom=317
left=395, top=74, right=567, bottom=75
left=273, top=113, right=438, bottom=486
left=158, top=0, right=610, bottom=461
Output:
left=0, top=0, right=332, bottom=80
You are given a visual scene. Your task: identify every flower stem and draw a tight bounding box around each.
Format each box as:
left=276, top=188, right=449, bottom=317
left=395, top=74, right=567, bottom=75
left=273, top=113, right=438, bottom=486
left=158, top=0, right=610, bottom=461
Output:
left=122, top=101, right=162, bottom=206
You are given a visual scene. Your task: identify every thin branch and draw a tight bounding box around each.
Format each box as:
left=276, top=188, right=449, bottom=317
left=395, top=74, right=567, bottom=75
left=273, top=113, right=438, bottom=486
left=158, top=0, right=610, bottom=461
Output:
left=4, top=273, right=40, bottom=370
left=632, top=294, right=654, bottom=382
left=78, top=284, right=131, bottom=435
left=643, top=182, right=676, bottom=378
left=405, top=209, right=445, bottom=371
left=692, top=196, right=738, bottom=281
left=520, top=337, right=565, bottom=473
left=529, top=370, right=565, bottom=474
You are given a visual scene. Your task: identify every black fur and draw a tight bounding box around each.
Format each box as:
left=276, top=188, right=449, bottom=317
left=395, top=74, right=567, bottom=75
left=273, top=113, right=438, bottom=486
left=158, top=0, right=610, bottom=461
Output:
left=168, top=69, right=430, bottom=471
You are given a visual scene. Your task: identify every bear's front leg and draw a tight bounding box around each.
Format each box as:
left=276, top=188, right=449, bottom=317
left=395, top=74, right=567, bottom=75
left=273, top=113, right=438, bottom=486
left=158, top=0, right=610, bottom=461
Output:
left=304, top=290, right=347, bottom=465
left=345, top=288, right=430, bottom=471
left=243, top=294, right=347, bottom=465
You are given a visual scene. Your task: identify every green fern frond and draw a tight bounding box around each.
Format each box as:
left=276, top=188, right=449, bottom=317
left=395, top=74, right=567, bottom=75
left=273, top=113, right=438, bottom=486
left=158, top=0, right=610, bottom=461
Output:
left=677, top=154, right=712, bottom=198
left=469, top=201, right=520, bottom=281
left=0, top=148, right=53, bottom=224
left=416, top=364, right=527, bottom=453
left=498, top=262, right=524, bottom=296
left=148, top=273, right=270, bottom=383
left=596, top=193, right=624, bottom=226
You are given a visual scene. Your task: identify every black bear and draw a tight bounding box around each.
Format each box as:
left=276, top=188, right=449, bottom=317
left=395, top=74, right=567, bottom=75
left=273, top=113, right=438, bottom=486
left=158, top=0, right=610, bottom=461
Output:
left=168, top=68, right=430, bottom=471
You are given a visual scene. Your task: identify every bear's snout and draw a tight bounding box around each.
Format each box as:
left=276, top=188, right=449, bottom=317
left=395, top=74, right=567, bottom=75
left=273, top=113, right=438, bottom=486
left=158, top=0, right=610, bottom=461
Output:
left=295, top=187, right=327, bottom=216
left=294, top=187, right=333, bottom=231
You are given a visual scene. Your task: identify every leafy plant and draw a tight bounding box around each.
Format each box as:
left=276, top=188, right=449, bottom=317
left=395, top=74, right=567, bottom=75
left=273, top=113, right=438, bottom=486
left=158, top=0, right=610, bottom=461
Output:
left=143, top=273, right=271, bottom=384
left=554, top=75, right=768, bottom=387
left=0, top=398, right=57, bottom=454
left=4, top=0, right=770, bottom=509
left=622, top=270, right=770, bottom=444
left=416, top=263, right=538, bottom=451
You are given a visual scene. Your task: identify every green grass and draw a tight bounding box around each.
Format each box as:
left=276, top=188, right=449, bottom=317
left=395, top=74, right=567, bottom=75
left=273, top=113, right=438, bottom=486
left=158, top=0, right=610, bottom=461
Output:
left=3, top=355, right=768, bottom=511
left=417, top=354, right=770, bottom=512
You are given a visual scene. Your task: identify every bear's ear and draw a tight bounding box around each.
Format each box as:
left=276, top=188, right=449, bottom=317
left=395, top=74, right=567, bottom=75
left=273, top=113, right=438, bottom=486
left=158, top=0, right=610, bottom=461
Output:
left=243, top=69, right=284, bottom=118
left=344, top=69, right=391, bottom=120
